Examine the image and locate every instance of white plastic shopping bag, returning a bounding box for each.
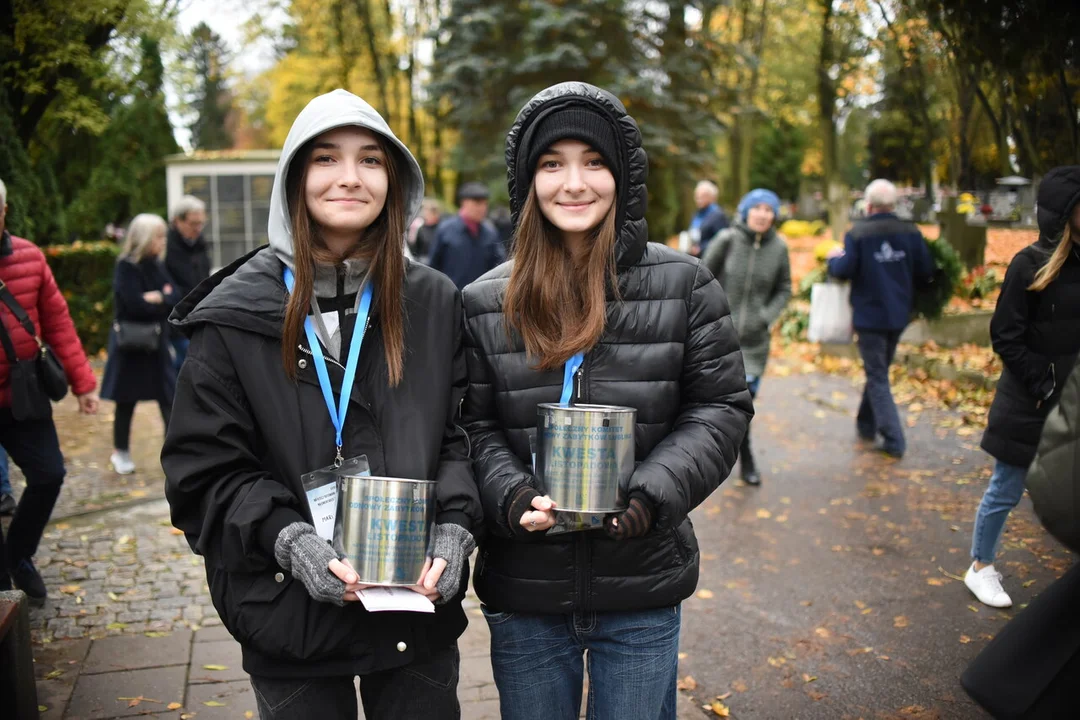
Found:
[808,282,854,344]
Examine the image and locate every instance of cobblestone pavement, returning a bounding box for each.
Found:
[29,501,215,645]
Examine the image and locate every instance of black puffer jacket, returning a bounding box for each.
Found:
[163,249,481,678]
[982,166,1080,468]
[462,83,754,615]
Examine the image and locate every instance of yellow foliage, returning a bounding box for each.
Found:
[778,220,828,239]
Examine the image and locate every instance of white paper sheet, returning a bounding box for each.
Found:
[356,586,436,613]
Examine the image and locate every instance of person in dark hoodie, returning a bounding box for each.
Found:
[964,165,1080,609]
[827,178,935,458]
[164,195,211,369]
[462,82,753,720]
[703,188,792,486]
[161,90,482,719]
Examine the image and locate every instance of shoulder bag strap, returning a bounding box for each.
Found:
[0,305,20,363]
[0,279,44,361]
[0,279,41,339]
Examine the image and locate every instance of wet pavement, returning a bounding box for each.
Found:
[677,370,1068,719]
[4,364,1071,718]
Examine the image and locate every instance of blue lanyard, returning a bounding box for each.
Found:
[283,267,374,466]
[559,352,585,405]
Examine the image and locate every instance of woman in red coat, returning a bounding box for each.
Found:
[0,179,99,605]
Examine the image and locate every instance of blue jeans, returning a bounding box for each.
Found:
[484,605,681,720]
[856,329,904,454]
[971,460,1028,564]
[0,444,10,495]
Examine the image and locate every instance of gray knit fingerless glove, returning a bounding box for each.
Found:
[431,523,476,604]
[274,522,345,606]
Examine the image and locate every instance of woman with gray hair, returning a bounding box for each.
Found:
[101,213,180,475]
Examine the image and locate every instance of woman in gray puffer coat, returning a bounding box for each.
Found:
[703,188,792,485]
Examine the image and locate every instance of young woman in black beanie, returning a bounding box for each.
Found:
[461,82,753,719]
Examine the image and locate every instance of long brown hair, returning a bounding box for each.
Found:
[1029,224,1075,292]
[503,185,619,370]
[281,135,407,385]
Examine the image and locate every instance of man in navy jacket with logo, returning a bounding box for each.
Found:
[827,179,934,457]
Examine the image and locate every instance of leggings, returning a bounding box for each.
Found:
[113,400,172,451]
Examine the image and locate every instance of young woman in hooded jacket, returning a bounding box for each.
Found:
[461,82,753,719]
[703,188,792,486]
[162,90,481,720]
[964,164,1080,610]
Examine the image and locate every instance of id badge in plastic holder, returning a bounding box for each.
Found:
[301,455,371,541]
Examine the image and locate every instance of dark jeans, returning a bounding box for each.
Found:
[856,329,904,454]
[0,408,66,574]
[249,644,460,720]
[113,400,172,451]
[484,606,681,720]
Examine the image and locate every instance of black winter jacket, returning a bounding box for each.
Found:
[165,226,212,300]
[981,174,1080,470]
[462,83,754,615]
[162,247,482,678]
[100,257,178,404]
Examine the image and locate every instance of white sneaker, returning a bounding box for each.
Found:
[110,450,136,475]
[964,563,1013,608]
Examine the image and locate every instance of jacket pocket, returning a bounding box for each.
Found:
[669,528,688,565]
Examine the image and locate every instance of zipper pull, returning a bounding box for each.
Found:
[575,365,584,401]
[755,234,761,249]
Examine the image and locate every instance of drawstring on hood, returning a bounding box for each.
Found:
[268,89,425,270]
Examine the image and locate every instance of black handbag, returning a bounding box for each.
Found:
[0,280,69,420]
[113,320,163,352]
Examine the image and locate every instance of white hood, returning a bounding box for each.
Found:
[268,89,425,269]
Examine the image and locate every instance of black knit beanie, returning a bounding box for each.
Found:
[523,106,622,189]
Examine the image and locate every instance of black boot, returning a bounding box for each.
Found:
[739,432,761,486]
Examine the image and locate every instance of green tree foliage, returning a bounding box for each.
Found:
[428,0,722,240]
[66,37,179,236]
[914,0,1080,175]
[185,21,234,151]
[749,118,807,201]
[0,87,50,240]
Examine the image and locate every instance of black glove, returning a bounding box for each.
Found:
[604,493,655,540]
[507,483,542,538]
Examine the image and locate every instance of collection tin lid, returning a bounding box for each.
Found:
[537,403,636,414]
[337,475,437,485]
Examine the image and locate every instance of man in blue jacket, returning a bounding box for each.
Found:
[429,182,506,288]
[827,179,935,458]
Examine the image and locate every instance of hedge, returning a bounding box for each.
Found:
[43,241,120,357]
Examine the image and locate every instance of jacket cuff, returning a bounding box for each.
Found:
[436,510,472,533]
[258,506,307,560]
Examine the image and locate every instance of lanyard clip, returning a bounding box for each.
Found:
[334,445,344,468]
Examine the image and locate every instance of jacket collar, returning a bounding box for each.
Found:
[731,218,778,245]
[167,225,207,253]
[170,246,286,339]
